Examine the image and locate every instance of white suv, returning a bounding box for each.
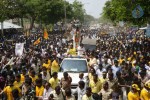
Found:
[58,57,88,89]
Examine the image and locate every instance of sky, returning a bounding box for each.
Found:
[66,0,108,18]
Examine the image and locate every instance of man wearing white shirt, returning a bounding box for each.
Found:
[77,44,85,56]
[73,81,86,100]
[41,68,50,82]
[96,64,107,78]
[111,61,121,78]
[145,62,150,77]
[42,82,53,100]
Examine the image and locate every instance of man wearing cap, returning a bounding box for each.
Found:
[140,81,150,100]
[128,84,140,100]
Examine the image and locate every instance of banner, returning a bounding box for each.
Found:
[15,43,24,56]
[132,5,144,18]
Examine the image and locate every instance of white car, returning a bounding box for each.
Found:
[58,57,88,89]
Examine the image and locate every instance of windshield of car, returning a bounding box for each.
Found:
[60,59,88,72]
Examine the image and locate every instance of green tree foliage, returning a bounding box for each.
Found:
[0,0,74,29]
[102,0,150,25]
[72,0,85,22]
[0,0,86,29]
[84,14,95,25]
[39,0,73,24]
[0,0,8,22]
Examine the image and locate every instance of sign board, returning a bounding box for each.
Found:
[132,5,144,18]
[15,43,24,56]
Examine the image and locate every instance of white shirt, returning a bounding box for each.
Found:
[73,87,86,100]
[145,64,150,76]
[57,53,64,59]
[43,88,53,100]
[111,65,121,77]
[96,68,106,78]
[50,90,64,100]
[77,46,85,56]
[42,49,46,57]
[62,38,66,44]
[41,72,50,82]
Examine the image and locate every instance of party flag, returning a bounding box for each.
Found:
[34,38,40,45]
[44,29,48,39]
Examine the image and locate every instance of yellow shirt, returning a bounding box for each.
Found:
[43,59,51,71]
[118,58,124,65]
[88,73,93,82]
[3,86,21,100]
[128,91,140,100]
[13,81,23,88]
[89,80,102,93]
[43,63,50,70]
[36,86,44,96]
[51,60,60,74]
[20,74,25,82]
[48,59,51,65]
[127,57,131,61]
[30,75,38,83]
[140,88,150,100]
[68,48,76,55]
[99,78,107,85]
[49,77,59,90]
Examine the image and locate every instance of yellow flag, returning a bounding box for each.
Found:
[44,29,48,39]
[34,38,40,45]
[26,30,30,37]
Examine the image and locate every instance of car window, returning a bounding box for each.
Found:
[61,60,88,72]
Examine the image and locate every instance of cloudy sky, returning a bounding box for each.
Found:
[66,0,108,18]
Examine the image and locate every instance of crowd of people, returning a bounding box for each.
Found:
[0,28,149,100]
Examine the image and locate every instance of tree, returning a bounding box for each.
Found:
[24,0,73,29]
[72,0,85,22]
[0,0,85,30]
[84,14,95,25]
[39,0,73,25]
[102,0,150,26]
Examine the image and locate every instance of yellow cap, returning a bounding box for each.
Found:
[132,84,140,90]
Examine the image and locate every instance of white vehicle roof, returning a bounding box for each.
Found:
[63,57,87,60]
